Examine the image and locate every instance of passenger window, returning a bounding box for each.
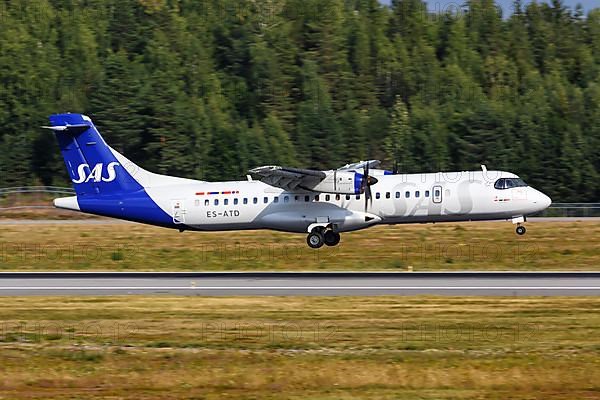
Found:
[253,197,258,204]
[224,199,228,205]
[335,194,340,201]
[425,190,430,197]
[395,192,400,199]
[274,197,279,203]
[264,197,268,203]
[415,191,420,198]
[376,193,381,199]
[326,195,330,201]
[284,196,289,203]
[405,191,410,198]
[214,199,219,206]
[295,195,299,201]
[205,199,209,206]
[386,192,390,199]
[315,195,320,201]
[305,195,310,202]
[234,198,238,205]
[243,198,248,205]
[435,189,441,197]
[356,194,360,200]
[346,195,351,200]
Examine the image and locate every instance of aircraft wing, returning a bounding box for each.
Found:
[249,166,326,191]
[337,160,381,171]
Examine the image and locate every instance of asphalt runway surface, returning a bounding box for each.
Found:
[1,272,600,296]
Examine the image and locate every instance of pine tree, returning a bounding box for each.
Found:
[89,49,144,157]
[385,96,412,172]
[263,113,297,165]
[141,29,193,176]
[296,60,343,168]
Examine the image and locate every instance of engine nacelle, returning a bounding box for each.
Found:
[306,171,364,195]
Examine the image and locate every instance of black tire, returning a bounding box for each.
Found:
[323,230,341,246]
[307,231,325,248]
[516,226,526,235]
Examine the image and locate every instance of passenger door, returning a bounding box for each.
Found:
[432,185,443,204]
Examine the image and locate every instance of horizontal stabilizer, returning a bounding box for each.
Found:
[41,124,90,134]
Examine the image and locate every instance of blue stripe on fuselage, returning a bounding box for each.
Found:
[77,191,176,228]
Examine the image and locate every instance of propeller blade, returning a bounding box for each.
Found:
[364,162,369,212]
[360,172,367,195]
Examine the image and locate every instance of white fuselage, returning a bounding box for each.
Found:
[127,169,551,234]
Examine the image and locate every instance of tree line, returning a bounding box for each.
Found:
[0,0,599,201]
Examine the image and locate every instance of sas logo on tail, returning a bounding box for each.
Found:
[72,162,120,183]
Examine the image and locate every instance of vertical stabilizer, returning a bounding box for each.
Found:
[46,113,143,196]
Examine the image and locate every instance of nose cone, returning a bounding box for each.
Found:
[531,189,551,211]
[541,193,552,209]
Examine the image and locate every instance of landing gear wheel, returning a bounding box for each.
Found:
[307,231,325,248]
[323,230,341,246]
[516,225,526,235]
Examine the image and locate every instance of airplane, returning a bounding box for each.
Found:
[45,113,552,248]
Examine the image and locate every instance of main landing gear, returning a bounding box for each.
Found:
[307,227,340,249]
[516,224,526,235]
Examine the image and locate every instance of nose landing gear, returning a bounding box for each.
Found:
[512,216,527,235]
[306,227,341,248]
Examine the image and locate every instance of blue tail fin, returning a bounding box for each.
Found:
[48,113,143,197]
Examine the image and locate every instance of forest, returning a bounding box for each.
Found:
[0,0,598,201]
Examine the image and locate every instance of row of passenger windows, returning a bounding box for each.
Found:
[196,195,313,207]
[194,189,441,207]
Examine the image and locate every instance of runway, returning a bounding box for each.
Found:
[1,272,600,296]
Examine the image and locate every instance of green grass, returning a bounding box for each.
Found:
[0,296,599,399]
[0,220,598,270]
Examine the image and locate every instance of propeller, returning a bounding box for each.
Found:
[360,161,378,213]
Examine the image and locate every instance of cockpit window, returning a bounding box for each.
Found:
[494,178,527,190]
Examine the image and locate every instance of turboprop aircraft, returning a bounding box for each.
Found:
[45,113,551,248]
